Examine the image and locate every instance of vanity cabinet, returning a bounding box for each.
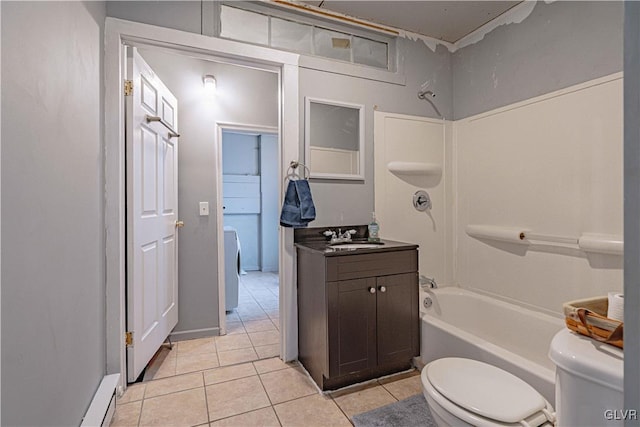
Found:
[297,246,419,390]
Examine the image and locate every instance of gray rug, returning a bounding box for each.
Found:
[352,394,437,427]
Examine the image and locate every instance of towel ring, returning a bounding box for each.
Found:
[288,160,310,180]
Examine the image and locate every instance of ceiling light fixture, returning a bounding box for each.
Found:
[203,74,216,96]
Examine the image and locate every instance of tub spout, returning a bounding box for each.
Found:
[420,275,437,289]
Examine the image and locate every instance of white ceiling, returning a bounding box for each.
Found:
[300,1,523,43]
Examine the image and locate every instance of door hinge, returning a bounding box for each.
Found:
[125,331,133,347]
[124,80,133,96]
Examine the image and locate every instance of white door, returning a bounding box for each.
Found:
[126,47,180,382]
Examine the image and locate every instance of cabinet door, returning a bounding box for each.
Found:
[376,273,419,365]
[328,277,377,377]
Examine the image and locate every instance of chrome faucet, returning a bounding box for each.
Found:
[323,228,357,244]
[420,275,437,289]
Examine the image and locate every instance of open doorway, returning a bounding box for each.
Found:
[220,128,280,359]
[105,19,300,392]
[119,43,282,383]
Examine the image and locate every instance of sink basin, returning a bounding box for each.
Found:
[329,243,384,250]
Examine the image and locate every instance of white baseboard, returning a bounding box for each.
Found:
[81,374,120,427]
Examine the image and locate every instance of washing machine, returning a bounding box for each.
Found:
[223,226,240,311]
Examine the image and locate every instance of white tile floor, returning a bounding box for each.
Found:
[141,272,281,381]
[112,271,423,426]
[223,271,280,361]
[113,357,421,426]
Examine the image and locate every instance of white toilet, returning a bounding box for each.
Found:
[421,358,555,426]
[549,328,623,426]
[421,329,624,427]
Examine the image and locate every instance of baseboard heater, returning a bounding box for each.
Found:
[81,374,120,427]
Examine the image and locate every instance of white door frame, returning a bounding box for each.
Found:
[215,122,279,336]
[105,18,300,391]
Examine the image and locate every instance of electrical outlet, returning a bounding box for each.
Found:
[199,201,209,216]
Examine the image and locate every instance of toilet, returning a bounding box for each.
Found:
[422,329,624,427]
[549,328,623,426]
[421,358,555,426]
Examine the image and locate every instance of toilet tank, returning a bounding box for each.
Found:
[549,329,623,427]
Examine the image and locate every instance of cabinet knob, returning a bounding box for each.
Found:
[368,287,376,294]
[379,286,387,293]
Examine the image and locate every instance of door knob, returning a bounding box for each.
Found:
[368,287,376,294]
[175,220,185,228]
[379,286,387,293]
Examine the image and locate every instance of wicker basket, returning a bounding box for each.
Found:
[563,296,623,349]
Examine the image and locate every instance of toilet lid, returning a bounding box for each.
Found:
[426,358,546,423]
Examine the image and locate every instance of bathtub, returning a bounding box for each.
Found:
[420,287,564,404]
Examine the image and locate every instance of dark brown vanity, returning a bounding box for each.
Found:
[295,226,420,390]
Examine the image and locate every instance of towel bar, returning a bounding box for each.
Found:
[289,160,310,180]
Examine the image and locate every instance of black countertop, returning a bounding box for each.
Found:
[295,238,418,257]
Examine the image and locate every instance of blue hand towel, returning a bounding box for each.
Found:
[280,179,316,228]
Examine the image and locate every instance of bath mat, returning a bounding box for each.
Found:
[352,394,436,427]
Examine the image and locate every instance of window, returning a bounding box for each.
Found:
[271,17,313,54]
[219,4,393,71]
[220,6,269,45]
[353,36,388,69]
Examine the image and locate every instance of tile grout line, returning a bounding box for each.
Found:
[206,407,279,426]
[328,392,356,426]
[256,366,321,406]
[251,367,283,426]
[144,384,205,400]
[201,371,212,426]
[214,342,221,368]
[136,391,145,427]
[376,379,400,402]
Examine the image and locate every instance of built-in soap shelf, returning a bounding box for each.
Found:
[387,161,441,176]
[466,224,623,255]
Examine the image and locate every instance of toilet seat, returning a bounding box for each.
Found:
[422,358,555,427]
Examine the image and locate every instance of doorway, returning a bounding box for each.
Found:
[125,45,282,381]
[105,18,301,391]
[220,128,280,359]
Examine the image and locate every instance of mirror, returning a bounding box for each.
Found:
[305,97,364,180]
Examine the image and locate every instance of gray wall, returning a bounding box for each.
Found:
[1,2,106,425]
[138,48,278,335]
[107,1,203,34]
[624,2,640,420]
[452,1,623,120]
[301,38,452,227]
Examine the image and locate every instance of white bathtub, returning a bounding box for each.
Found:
[420,287,564,404]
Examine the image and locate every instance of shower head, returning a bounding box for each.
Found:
[417,89,443,119]
[418,90,436,100]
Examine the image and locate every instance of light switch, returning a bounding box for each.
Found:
[199,201,209,216]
